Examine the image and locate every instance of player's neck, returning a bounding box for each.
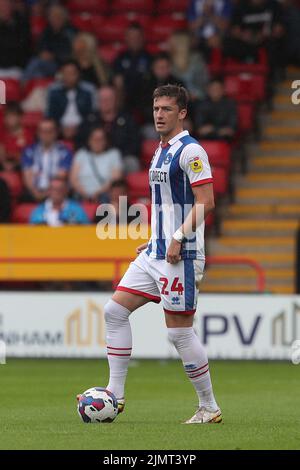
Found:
[160,127,184,146]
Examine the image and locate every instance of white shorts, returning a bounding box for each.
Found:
[117,250,205,315]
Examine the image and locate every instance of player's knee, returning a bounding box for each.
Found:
[104,299,130,325]
[167,327,194,349]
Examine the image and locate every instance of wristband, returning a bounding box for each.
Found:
[173,229,185,243]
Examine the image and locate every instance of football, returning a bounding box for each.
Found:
[77,387,118,423]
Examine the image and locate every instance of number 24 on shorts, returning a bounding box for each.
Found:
[159,277,184,296]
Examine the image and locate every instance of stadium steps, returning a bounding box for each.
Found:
[268,110,300,124]
[264,126,300,140]
[228,204,300,219]
[286,65,300,78]
[222,220,299,236]
[205,267,293,280]
[251,156,300,172]
[245,173,300,182]
[210,236,294,252]
[208,252,295,268]
[259,141,300,151]
[202,67,300,294]
[236,188,300,202]
[240,173,300,188]
[200,281,294,294]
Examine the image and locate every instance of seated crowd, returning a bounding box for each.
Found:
[0,0,298,225]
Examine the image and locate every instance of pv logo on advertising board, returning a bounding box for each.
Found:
[202,314,262,345]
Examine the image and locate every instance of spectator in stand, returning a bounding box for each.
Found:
[77,86,141,173]
[21,118,72,201]
[70,127,123,203]
[30,176,89,226]
[0,177,10,222]
[0,102,34,170]
[187,0,232,58]
[168,31,209,101]
[46,60,97,141]
[96,179,137,225]
[0,0,31,76]
[22,45,58,83]
[113,22,152,112]
[37,3,77,65]
[224,0,285,68]
[138,53,178,135]
[72,32,111,88]
[194,78,237,141]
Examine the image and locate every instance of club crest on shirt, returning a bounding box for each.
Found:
[164,153,173,165]
[189,156,203,173]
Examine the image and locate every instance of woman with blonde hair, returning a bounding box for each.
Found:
[168,30,209,101]
[72,32,111,87]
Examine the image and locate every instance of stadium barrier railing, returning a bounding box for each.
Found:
[0,255,266,292]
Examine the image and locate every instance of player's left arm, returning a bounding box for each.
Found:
[166,183,214,264]
[166,143,214,264]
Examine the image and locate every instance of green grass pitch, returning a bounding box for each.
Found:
[1,359,300,450]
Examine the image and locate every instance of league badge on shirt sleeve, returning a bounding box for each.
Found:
[189,156,203,173]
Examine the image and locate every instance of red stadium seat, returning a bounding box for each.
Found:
[141,139,159,168]
[0,108,3,127]
[111,0,154,14]
[0,79,21,102]
[122,12,151,29]
[224,74,266,102]
[200,141,231,172]
[237,102,255,134]
[212,166,228,198]
[208,48,223,76]
[30,15,46,42]
[98,43,125,64]
[22,111,43,134]
[126,171,150,199]
[11,203,38,223]
[70,13,104,32]
[156,0,189,15]
[224,61,268,76]
[146,42,167,55]
[96,15,130,43]
[145,16,187,43]
[67,0,109,14]
[205,211,214,230]
[224,48,268,75]
[23,77,54,99]
[0,171,23,200]
[80,202,99,222]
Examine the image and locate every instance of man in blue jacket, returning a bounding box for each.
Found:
[46,60,97,141]
[30,176,90,226]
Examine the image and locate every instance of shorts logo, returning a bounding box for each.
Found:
[171,296,180,305]
[189,157,203,173]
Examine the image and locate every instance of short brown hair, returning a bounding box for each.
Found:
[153,84,188,111]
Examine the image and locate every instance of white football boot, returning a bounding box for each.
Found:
[117,398,125,414]
[184,406,222,424]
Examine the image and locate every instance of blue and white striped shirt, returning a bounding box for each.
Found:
[146,130,213,260]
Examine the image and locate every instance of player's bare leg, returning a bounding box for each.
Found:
[165,312,222,424]
[104,290,150,413]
